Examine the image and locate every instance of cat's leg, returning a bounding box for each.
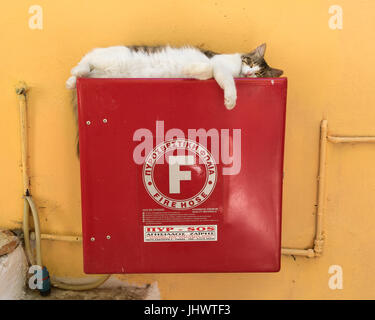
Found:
[71,63,91,77]
[212,67,237,110]
[66,76,77,89]
[182,62,213,80]
[66,58,92,89]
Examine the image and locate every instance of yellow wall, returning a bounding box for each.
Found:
[1,0,375,299]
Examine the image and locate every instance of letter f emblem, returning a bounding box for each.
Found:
[168,155,195,194]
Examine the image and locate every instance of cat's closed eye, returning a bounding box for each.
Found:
[243,59,255,68]
[242,57,251,65]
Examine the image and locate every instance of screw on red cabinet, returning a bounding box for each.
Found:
[77,77,287,274]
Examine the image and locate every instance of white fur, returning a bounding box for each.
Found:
[66,46,245,109]
[0,245,27,300]
[241,65,261,78]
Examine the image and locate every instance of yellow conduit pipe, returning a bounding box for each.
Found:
[327,136,375,143]
[281,120,327,258]
[16,83,30,195]
[282,120,375,258]
[30,232,82,242]
[281,248,315,258]
[314,119,327,256]
[16,82,110,291]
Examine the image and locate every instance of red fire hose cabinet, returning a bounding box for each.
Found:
[77,78,287,274]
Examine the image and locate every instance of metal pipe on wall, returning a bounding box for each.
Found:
[281,120,328,258]
[30,232,82,242]
[327,136,375,143]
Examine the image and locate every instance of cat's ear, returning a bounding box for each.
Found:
[255,43,267,58]
[270,68,283,77]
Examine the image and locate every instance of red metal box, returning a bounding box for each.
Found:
[77,78,287,273]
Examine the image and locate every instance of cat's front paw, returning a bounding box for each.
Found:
[224,90,237,110]
[66,76,77,89]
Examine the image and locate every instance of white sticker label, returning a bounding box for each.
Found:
[144,225,217,242]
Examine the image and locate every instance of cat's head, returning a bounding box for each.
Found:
[241,43,283,78]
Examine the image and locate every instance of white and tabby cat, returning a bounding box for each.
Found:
[66,43,283,110]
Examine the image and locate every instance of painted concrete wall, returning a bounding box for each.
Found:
[1,0,374,299]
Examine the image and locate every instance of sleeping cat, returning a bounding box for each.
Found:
[66,43,283,110]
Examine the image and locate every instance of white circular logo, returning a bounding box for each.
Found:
[142,138,217,210]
